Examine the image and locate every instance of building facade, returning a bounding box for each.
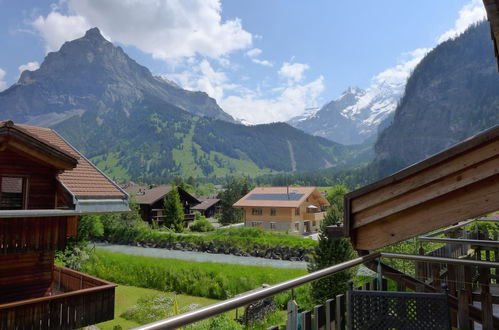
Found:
[0,121,129,328]
[233,186,329,234]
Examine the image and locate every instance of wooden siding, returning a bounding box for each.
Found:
[345,125,499,251]
[0,149,58,209]
[0,217,68,254]
[0,266,116,329]
[0,251,54,304]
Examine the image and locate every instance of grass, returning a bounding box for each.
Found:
[84,249,308,300]
[97,285,227,330]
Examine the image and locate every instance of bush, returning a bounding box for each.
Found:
[190,217,215,232]
[121,294,174,324]
[99,221,316,260]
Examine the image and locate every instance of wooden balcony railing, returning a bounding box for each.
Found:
[303,211,326,221]
[0,265,116,329]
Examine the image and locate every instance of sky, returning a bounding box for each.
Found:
[0,0,487,124]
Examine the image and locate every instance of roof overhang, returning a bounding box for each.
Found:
[344,124,499,251]
[483,0,499,70]
[0,121,77,170]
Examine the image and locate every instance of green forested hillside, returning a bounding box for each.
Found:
[375,22,499,177]
[53,95,371,183]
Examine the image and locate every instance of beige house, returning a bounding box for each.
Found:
[233,186,330,234]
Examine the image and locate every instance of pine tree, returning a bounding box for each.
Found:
[164,186,185,232]
[308,185,355,304]
[219,176,250,225]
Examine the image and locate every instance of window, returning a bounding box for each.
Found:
[294,223,300,231]
[270,222,276,230]
[0,177,26,210]
[251,221,263,227]
[252,208,262,215]
[295,207,300,216]
[270,208,276,216]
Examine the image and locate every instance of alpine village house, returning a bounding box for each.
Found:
[0,121,129,329]
[123,183,201,227]
[233,186,329,234]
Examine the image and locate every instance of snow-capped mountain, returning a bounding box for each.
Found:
[288,80,403,145]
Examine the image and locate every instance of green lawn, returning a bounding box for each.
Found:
[97,285,234,330]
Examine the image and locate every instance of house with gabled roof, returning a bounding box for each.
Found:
[233,186,329,234]
[0,120,129,328]
[123,183,200,226]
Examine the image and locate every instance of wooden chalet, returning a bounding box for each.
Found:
[123,183,200,226]
[191,198,220,218]
[0,120,129,329]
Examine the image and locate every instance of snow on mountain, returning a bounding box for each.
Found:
[288,80,402,145]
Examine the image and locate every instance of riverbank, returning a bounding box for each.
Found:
[94,243,308,269]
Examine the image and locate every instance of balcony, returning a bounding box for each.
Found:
[303,211,326,221]
[134,218,499,329]
[0,265,116,329]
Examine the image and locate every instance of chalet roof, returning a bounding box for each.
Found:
[191,198,220,211]
[124,184,174,205]
[0,120,78,169]
[344,124,499,251]
[0,121,127,200]
[233,186,329,208]
[123,184,200,206]
[483,0,499,70]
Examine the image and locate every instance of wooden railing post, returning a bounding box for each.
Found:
[286,300,298,330]
[480,266,493,330]
[301,310,312,330]
[457,289,471,330]
[313,304,326,330]
[432,263,441,289]
[335,294,345,330]
[447,264,458,327]
[325,298,335,330]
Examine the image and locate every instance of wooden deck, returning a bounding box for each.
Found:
[0,265,116,329]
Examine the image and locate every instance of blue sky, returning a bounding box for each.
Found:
[0,0,486,123]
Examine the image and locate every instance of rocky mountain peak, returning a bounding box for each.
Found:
[84,27,105,40]
[2,27,235,124]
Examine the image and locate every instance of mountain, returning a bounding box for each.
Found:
[0,28,371,182]
[288,81,402,145]
[374,22,499,177]
[0,27,234,125]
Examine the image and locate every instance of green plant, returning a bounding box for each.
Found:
[308,186,356,304]
[83,249,307,300]
[164,186,185,232]
[190,217,215,232]
[121,294,174,324]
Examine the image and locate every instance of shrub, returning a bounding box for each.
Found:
[190,218,215,232]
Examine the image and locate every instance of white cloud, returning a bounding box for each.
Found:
[438,0,486,43]
[31,11,90,52]
[32,0,252,59]
[246,48,273,67]
[18,61,40,73]
[0,68,7,91]
[246,48,262,57]
[251,58,273,67]
[279,62,310,82]
[221,76,324,124]
[373,48,430,90]
[71,0,250,59]
[169,59,324,124]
